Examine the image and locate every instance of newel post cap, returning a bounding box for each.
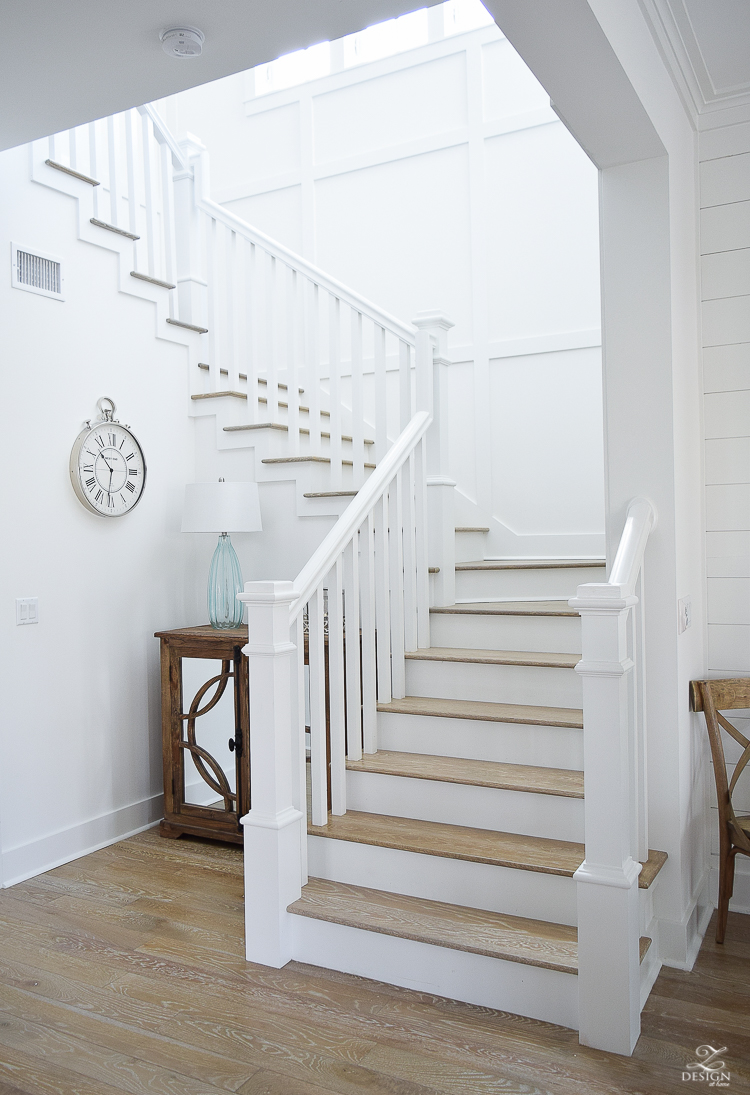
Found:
[237,579,295,606]
[412,309,455,331]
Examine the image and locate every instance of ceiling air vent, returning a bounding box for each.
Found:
[11,242,64,301]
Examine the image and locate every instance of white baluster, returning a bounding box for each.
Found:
[206,217,220,392]
[351,309,365,487]
[399,339,411,431]
[175,135,207,329]
[402,452,418,653]
[48,133,56,162]
[308,585,328,827]
[107,115,119,227]
[67,128,77,169]
[141,112,156,277]
[375,492,392,704]
[389,473,406,700]
[414,435,431,649]
[159,141,178,319]
[292,612,308,883]
[87,123,98,218]
[244,241,257,421]
[306,280,322,458]
[344,533,362,760]
[328,557,346,814]
[328,295,343,490]
[287,266,300,456]
[238,580,303,969]
[374,324,388,464]
[266,253,279,422]
[361,510,378,752]
[633,571,648,863]
[125,111,139,270]
[228,230,242,394]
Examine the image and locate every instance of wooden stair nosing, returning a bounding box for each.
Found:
[197,364,304,393]
[377,694,584,729]
[223,421,374,444]
[90,217,139,240]
[167,317,208,333]
[288,877,578,974]
[430,600,580,618]
[307,809,667,888]
[45,158,99,185]
[130,270,176,290]
[304,491,358,498]
[456,559,606,572]
[288,878,654,972]
[455,526,489,533]
[404,646,579,669]
[263,456,376,468]
[345,750,584,798]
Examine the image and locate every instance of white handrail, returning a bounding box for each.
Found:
[608,496,657,595]
[195,190,416,345]
[138,104,188,171]
[290,411,430,619]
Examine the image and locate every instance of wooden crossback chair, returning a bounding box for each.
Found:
[690,678,750,943]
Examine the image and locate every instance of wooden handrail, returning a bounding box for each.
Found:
[290,411,430,620]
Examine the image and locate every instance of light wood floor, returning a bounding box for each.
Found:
[0,829,747,1095]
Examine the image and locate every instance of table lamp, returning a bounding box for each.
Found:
[182,479,262,629]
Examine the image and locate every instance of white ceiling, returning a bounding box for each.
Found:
[641,0,750,119]
[0,0,440,152]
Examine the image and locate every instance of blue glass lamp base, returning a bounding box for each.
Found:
[208,533,244,629]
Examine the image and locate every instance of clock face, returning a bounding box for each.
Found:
[71,421,146,517]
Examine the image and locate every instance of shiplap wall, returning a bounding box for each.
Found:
[700,120,750,911]
[161,22,604,559]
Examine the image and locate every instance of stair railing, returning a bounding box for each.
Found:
[568,496,657,1056]
[44,106,183,318]
[237,404,433,966]
[179,133,423,491]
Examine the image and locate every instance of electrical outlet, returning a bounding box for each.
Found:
[16,597,38,625]
[678,596,691,634]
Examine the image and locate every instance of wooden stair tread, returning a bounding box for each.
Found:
[431,600,579,617]
[307,810,666,888]
[377,694,584,729]
[304,490,358,498]
[262,456,376,468]
[455,526,489,532]
[224,421,374,443]
[288,877,579,974]
[456,559,605,572]
[404,646,579,669]
[345,750,584,798]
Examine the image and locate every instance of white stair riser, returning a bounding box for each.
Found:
[455,566,604,602]
[455,530,487,563]
[346,771,584,842]
[378,711,583,770]
[430,612,582,654]
[307,835,578,925]
[405,658,582,708]
[290,915,579,1029]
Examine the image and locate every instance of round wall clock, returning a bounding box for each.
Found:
[69,397,146,517]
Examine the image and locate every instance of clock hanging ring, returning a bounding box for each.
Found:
[69,397,147,517]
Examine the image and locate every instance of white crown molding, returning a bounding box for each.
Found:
[639,0,750,126]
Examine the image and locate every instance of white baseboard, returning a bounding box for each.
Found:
[710,854,750,915]
[659,872,713,971]
[1,792,165,888]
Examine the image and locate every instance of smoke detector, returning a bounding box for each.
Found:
[160,27,204,58]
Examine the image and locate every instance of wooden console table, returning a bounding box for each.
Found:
[155,624,329,845]
[155,625,250,844]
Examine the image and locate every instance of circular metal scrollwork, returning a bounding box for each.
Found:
[180,660,237,811]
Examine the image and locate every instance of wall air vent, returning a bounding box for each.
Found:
[11,242,64,301]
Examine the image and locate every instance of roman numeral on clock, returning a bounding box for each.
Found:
[107,494,115,508]
[96,435,104,448]
[86,477,96,490]
[126,481,136,493]
[95,489,103,503]
[128,468,138,476]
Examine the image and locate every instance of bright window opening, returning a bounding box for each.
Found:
[253,0,495,96]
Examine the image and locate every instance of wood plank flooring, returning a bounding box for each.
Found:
[0,828,747,1095]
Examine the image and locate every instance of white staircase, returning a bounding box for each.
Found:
[31,103,664,1057]
[289,556,664,1030]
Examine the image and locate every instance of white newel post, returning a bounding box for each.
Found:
[238,580,303,968]
[569,582,642,1056]
[174,135,208,327]
[413,310,455,607]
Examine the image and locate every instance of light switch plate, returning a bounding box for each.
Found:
[16,597,38,625]
[678,596,691,634]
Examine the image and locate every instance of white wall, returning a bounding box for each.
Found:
[160,19,605,558]
[699,118,750,913]
[0,144,206,885]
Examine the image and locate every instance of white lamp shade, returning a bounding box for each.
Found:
[181,481,262,533]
